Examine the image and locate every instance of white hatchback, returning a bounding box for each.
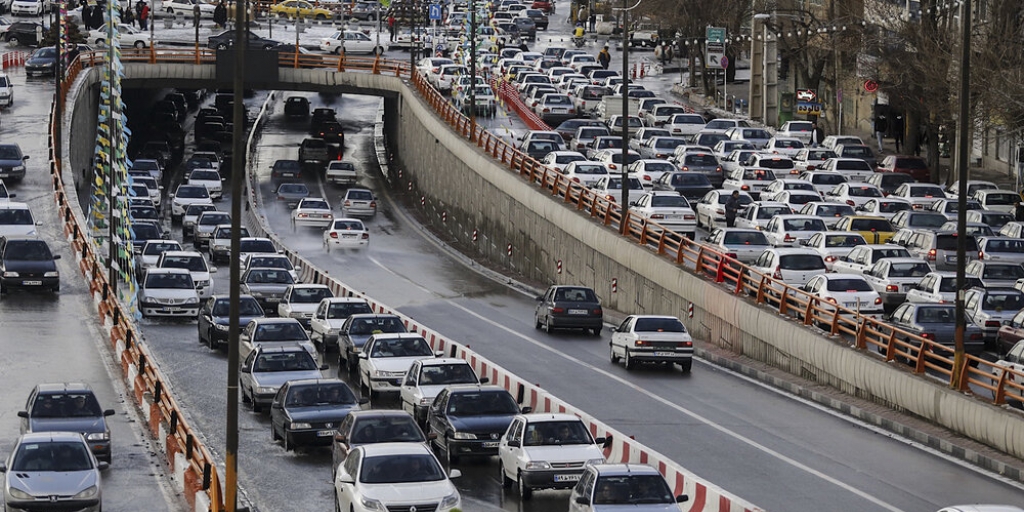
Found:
[498,413,606,500]
[358,333,437,397]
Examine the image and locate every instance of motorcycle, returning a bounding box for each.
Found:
[572,36,585,48]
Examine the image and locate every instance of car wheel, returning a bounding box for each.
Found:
[680,359,693,373]
[624,349,635,370]
[346,352,358,373]
[518,472,533,500]
[8,36,18,46]
[241,385,251,403]
[96,38,104,46]
[51,285,59,294]
[166,7,173,13]
[283,432,293,451]
[315,13,326,20]
[334,46,342,55]
[591,327,601,336]
[134,41,146,49]
[534,315,542,329]
[499,462,513,489]
[543,317,554,334]
[609,343,619,363]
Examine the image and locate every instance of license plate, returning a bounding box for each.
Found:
[568,309,588,315]
[0,173,8,177]
[665,214,682,220]
[317,430,336,437]
[482,441,499,448]
[282,172,295,177]
[342,233,357,238]
[22,280,42,285]
[654,351,676,356]
[552,108,567,113]
[946,256,956,262]
[553,474,581,482]
[843,302,858,308]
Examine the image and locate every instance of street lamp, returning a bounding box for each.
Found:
[613,0,643,217]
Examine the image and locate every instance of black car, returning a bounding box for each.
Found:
[534,285,604,335]
[331,410,429,479]
[0,236,60,294]
[316,120,344,145]
[197,295,266,349]
[555,118,605,141]
[24,45,56,77]
[0,144,29,182]
[130,220,169,254]
[18,383,115,462]
[337,314,408,372]
[426,385,527,464]
[270,379,367,450]
[521,9,548,30]
[5,22,46,47]
[310,107,338,135]
[208,30,281,50]
[129,204,160,221]
[513,17,537,40]
[284,96,310,118]
[652,171,714,200]
[270,159,303,182]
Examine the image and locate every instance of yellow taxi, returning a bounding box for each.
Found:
[270,0,334,19]
[834,215,896,244]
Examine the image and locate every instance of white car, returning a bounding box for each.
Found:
[628,191,696,239]
[181,203,217,238]
[0,202,38,236]
[10,0,44,16]
[170,184,214,222]
[749,247,827,287]
[862,257,933,307]
[291,197,333,229]
[498,413,606,499]
[358,333,437,397]
[773,190,823,211]
[702,118,750,134]
[323,218,369,250]
[192,210,232,250]
[793,148,838,172]
[591,149,641,174]
[759,179,818,203]
[722,167,778,199]
[415,57,454,83]
[906,272,982,304]
[777,120,814,144]
[972,189,1022,214]
[734,201,793,230]
[830,244,912,275]
[0,73,13,107]
[821,135,865,150]
[719,149,757,173]
[308,297,372,351]
[762,214,827,247]
[798,170,848,195]
[802,231,867,271]
[798,202,856,229]
[319,30,387,55]
[334,443,462,512]
[745,153,797,176]
[609,315,694,371]
[277,284,334,328]
[399,358,484,424]
[764,136,806,156]
[944,180,998,199]
[239,317,319,364]
[626,159,676,184]
[156,250,215,299]
[702,228,771,264]
[139,268,200,318]
[926,198,984,222]
[138,240,182,270]
[561,161,609,187]
[856,197,913,220]
[817,157,874,182]
[568,463,690,511]
[89,24,155,49]
[694,189,753,230]
[824,182,885,208]
[664,113,706,137]
[186,168,223,199]
[590,176,646,206]
[724,126,772,149]
[163,0,217,17]
[539,150,587,173]
[890,182,948,210]
[341,187,377,218]
[798,273,884,318]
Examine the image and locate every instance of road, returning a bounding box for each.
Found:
[0,69,182,511]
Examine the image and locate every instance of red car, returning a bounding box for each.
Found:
[531,0,553,13]
[997,309,1024,355]
[876,155,932,182]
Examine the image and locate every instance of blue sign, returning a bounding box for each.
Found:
[429,4,442,20]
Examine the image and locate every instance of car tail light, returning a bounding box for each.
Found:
[569,108,575,113]
[606,195,616,202]
[806,165,815,170]
[826,297,837,304]
[886,284,898,292]
[784,234,795,242]
[978,251,984,259]
[726,252,738,259]
[635,340,650,346]
[329,232,338,239]
[609,164,617,169]
[656,153,666,158]
[550,307,565,314]
[874,297,882,305]
[369,201,377,208]
[824,255,836,262]
[298,213,308,218]
[542,108,549,112]
[715,208,724,215]
[716,166,723,173]
[572,177,580,183]
[927,249,936,261]
[681,166,689,171]
[740,185,750,191]
[344,200,352,207]
[677,341,693,347]
[651,214,665,219]
[986,320,1000,328]
[361,233,369,239]
[643,175,651,181]
[969,333,984,340]
[846,200,855,206]
[920,332,934,340]
[684,214,695,220]
[773,266,782,279]
[593,308,602,315]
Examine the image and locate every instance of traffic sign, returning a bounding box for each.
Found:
[864,80,879,93]
[720,56,729,69]
[429,4,442,20]
[706,26,726,44]
[796,89,817,102]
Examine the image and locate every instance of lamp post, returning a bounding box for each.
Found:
[952,0,972,386]
[614,0,642,221]
[468,0,477,139]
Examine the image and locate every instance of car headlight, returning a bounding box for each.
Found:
[41,62,54,67]
[419,397,433,406]
[360,497,386,512]
[13,165,24,171]
[586,458,605,466]
[186,297,199,304]
[452,431,477,440]
[73,485,99,500]
[44,271,59,277]
[8,487,33,499]
[3,271,18,277]
[256,386,278,394]
[86,432,110,441]
[525,461,551,470]
[215,323,230,331]
[440,491,460,508]
[290,422,311,430]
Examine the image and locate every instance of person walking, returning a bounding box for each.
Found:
[597,44,610,69]
[874,114,888,154]
[810,121,825,147]
[138,1,150,30]
[892,113,905,153]
[724,191,741,228]
[588,12,596,32]
[213,1,227,29]
[577,5,589,30]
[387,14,396,42]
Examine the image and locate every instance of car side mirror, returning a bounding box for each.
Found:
[17,410,27,418]
[0,463,5,472]
[449,469,462,479]
[702,236,711,242]
[209,267,218,273]
[337,472,355,484]
[535,295,544,301]
[97,461,109,471]
[103,409,115,417]
[333,433,347,444]
[52,254,61,260]
[676,495,690,503]
[271,401,282,409]
[22,155,29,160]
[320,364,330,371]
[521,406,533,414]
[479,377,490,384]
[508,439,521,447]
[358,397,370,405]
[434,350,444,357]
[358,353,368,359]
[6,193,14,198]
[240,365,251,373]
[798,239,808,246]
[575,496,590,505]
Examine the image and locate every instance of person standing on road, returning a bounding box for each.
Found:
[213,1,227,29]
[874,114,888,154]
[892,113,905,153]
[588,12,596,32]
[139,1,150,30]
[577,5,589,30]
[810,121,824,147]
[598,45,610,69]
[387,14,396,42]
[724,190,741,228]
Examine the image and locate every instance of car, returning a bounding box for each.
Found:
[399,359,486,425]
[855,197,913,220]
[498,413,607,499]
[541,150,588,173]
[0,202,39,237]
[0,236,59,294]
[676,151,725,186]
[323,218,370,251]
[240,317,320,364]
[0,74,12,107]
[641,104,686,128]
[270,0,333,19]
[556,119,606,142]
[337,313,408,372]
[334,442,462,512]
[824,182,885,208]
[885,303,986,356]
[830,244,913,275]
[627,191,696,240]
[137,240,182,271]
[170,184,214,223]
[209,224,250,264]
[792,148,838,172]
[821,135,865,150]
[534,285,603,335]
[319,29,387,55]
[965,260,1024,289]
[89,23,154,49]
[764,136,806,157]
[996,311,1024,356]
[325,161,358,187]
[270,159,303,183]
[972,189,1022,214]
[568,463,690,510]
[999,222,1024,239]
[717,149,757,174]
[702,118,750,134]
[833,215,897,245]
[798,170,848,195]
[626,160,676,187]
[890,182,947,210]
[208,29,281,50]
[239,343,326,412]
[130,158,163,181]
[964,287,1024,348]
[797,273,884,319]
[862,257,932,308]
[139,268,200,318]
[905,271,983,304]
[559,161,609,188]
[777,120,814,143]
[693,189,753,230]
[798,202,856,228]
[456,84,497,117]
[270,378,366,451]
[816,157,874,182]
[283,96,310,118]
[7,21,45,48]
[330,409,429,478]
[977,237,1024,265]
[197,295,265,349]
[662,113,705,137]
[876,155,932,181]
[724,126,772,149]
[608,315,694,371]
[772,189,823,211]
[18,384,115,463]
[905,231,980,271]
[192,211,231,250]
[357,333,437,398]
[163,0,216,16]
[275,182,310,208]
[1,432,107,512]
[944,180,999,200]
[650,170,713,201]
[0,144,27,182]
[277,284,334,328]
[732,201,792,230]
[309,297,373,352]
[239,266,295,311]
[801,231,867,271]
[890,209,949,231]
[156,250,214,299]
[944,221,994,237]
[761,214,827,247]
[833,144,877,169]
[584,136,624,160]
[722,167,777,199]
[290,197,333,230]
[864,171,916,196]
[423,384,525,465]
[700,228,771,264]
[340,187,376,218]
[589,175,646,206]
[712,139,757,160]
[569,125,612,152]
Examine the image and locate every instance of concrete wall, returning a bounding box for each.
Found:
[67,71,100,212]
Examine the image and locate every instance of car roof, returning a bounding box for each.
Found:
[252,317,304,325]
[287,283,331,290]
[521,412,581,422]
[35,382,94,394]
[0,201,29,210]
[766,247,820,256]
[823,273,868,280]
[18,431,88,443]
[368,333,426,341]
[359,441,434,457]
[147,267,190,275]
[587,463,662,477]
[445,384,507,393]
[254,343,307,354]
[420,358,472,366]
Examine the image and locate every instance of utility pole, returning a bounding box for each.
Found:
[468,0,476,140]
[619,0,629,218]
[952,0,972,386]
[107,0,118,295]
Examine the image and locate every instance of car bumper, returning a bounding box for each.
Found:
[1,276,58,290]
[879,292,907,306]
[626,348,693,364]
[5,498,101,512]
[342,206,376,217]
[210,245,231,261]
[253,390,277,407]
[285,427,339,447]
[141,302,199,317]
[25,66,55,76]
[87,439,112,460]
[548,315,603,329]
[368,377,402,392]
[326,174,357,185]
[521,467,586,489]
[0,167,25,180]
[448,437,502,456]
[294,217,333,228]
[253,296,284,311]
[326,237,369,248]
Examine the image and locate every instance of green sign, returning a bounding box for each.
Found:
[706,26,726,44]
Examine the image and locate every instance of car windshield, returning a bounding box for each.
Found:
[524,420,592,446]
[419,364,478,385]
[684,154,718,166]
[277,183,308,194]
[826,278,872,292]
[161,255,207,272]
[239,239,276,253]
[595,138,622,149]
[360,454,445,484]
[246,256,290,269]
[190,170,220,181]
[146,272,193,289]
[671,173,710,186]
[348,316,406,335]
[836,160,871,171]
[556,154,586,164]
[757,206,791,219]
[722,232,768,245]
[775,139,804,149]
[300,200,330,210]
[634,317,685,332]
[889,262,931,278]
[12,441,93,472]
[593,475,675,505]
[571,164,606,175]
[756,158,794,169]
[351,417,426,444]
[6,240,53,260]
[936,235,978,251]
[327,301,372,319]
[604,177,644,190]
[742,169,776,181]
[246,269,294,284]
[879,201,911,213]
[842,146,873,157]
[916,306,957,323]
[285,383,357,407]
[812,174,846,185]
[213,298,263,316]
[981,264,1024,279]
[176,186,209,199]
[779,254,826,270]
[908,186,944,197]
[984,239,1024,253]
[825,235,865,247]
[871,248,911,261]
[807,150,837,160]
[199,214,230,226]
[982,293,1024,311]
[849,186,883,197]
[649,195,690,208]
[555,287,598,302]
[253,322,308,341]
[849,219,894,231]
[815,205,854,217]
[0,208,32,225]
[132,223,162,240]
[332,220,365,231]
[292,287,332,303]
[369,337,432,357]
[32,393,102,418]
[939,277,983,292]
[186,204,215,216]
[908,214,947,228]
[254,350,318,372]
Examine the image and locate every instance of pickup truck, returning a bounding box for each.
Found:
[298,138,329,167]
[326,161,358,186]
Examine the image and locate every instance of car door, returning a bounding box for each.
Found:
[239,351,257,396]
[336,449,362,510]
[568,467,596,512]
[358,337,377,387]
[535,286,555,323]
[427,389,450,447]
[400,361,422,415]
[499,418,524,480]
[863,261,887,292]
[610,316,634,357]
[19,387,37,434]
[311,301,328,342]
[198,298,214,340]
[764,218,780,246]
[270,384,290,436]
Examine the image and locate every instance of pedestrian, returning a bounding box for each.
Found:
[588,12,596,32]
[387,14,396,42]
[89,5,104,30]
[213,0,227,29]
[658,41,670,65]
[892,113,905,153]
[874,114,887,154]
[67,43,80,64]
[597,44,610,69]
[577,5,588,29]
[810,121,824,147]
[724,190,740,228]
[139,1,150,31]
[135,1,144,26]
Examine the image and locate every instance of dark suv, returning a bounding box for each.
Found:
[284,96,310,118]
[19,383,116,462]
[0,236,60,294]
